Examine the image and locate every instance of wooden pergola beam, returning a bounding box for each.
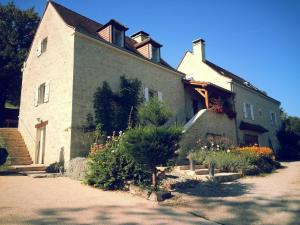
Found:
[195,88,209,108]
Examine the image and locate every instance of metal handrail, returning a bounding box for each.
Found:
[18,116,36,143]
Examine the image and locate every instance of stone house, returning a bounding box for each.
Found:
[178,39,281,151]
[13,1,280,166]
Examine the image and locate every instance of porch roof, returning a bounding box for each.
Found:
[182,79,234,96]
[239,121,269,133]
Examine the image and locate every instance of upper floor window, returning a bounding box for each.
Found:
[243,102,254,120]
[270,111,277,125]
[144,87,163,102]
[150,46,160,62]
[112,27,124,47]
[38,83,46,105]
[34,81,50,106]
[37,37,48,56]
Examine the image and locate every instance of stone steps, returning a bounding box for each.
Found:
[0,128,33,165]
[7,164,46,172]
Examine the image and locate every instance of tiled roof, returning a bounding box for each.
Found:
[205,60,280,103]
[49,1,177,73]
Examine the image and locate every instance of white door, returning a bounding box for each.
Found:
[36,127,46,164]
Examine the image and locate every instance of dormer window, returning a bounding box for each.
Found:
[98,19,128,48]
[151,45,160,62]
[134,38,162,62]
[112,27,124,47]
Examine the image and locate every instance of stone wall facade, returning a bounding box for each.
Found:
[19,4,74,165]
[70,33,186,157]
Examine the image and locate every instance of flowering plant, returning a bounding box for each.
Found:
[236,146,274,157]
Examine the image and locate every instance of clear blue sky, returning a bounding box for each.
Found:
[2,0,300,117]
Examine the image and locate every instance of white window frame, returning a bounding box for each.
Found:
[34,81,50,106]
[270,111,277,125]
[144,87,162,102]
[243,102,254,120]
[41,37,48,54]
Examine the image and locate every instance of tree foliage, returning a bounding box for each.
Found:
[138,98,172,127]
[92,76,142,135]
[0,1,40,125]
[122,99,182,187]
[277,111,300,160]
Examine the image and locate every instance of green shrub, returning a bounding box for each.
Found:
[46,162,63,173]
[190,149,279,175]
[0,137,8,166]
[137,98,172,127]
[122,126,182,187]
[84,135,150,190]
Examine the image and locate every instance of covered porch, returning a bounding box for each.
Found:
[183,79,236,121]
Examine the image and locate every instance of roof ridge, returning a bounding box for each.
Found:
[49,0,103,27]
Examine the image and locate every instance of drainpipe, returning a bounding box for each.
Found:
[231,81,240,145]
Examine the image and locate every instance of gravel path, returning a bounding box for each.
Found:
[0,174,216,225]
[168,161,300,225]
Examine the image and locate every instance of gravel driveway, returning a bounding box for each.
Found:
[0,173,216,225]
[168,161,300,225]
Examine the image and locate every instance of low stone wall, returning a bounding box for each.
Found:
[180,109,237,155]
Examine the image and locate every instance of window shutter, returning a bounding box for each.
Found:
[250,104,254,120]
[270,112,273,125]
[36,40,42,56]
[144,87,149,102]
[274,113,277,125]
[158,91,163,101]
[34,85,39,106]
[44,81,50,103]
[243,102,247,118]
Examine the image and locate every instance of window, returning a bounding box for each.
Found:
[112,28,124,47]
[244,134,259,146]
[41,37,47,53]
[150,46,160,62]
[37,37,48,56]
[270,111,277,125]
[243,102,254,120]
[38,83,46,105]
[34,82,50,106]
[144,87,162,102]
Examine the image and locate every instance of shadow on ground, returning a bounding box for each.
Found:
[18,205,212,225]
[194,195,300,225]
[173,180,252,197]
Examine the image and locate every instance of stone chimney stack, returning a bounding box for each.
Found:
[192,38,205,62]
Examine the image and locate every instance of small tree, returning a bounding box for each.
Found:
[122,126,181,188]
[138,98,171,127]
[122,98,182,188]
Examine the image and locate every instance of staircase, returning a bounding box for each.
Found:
[0,128,33,165]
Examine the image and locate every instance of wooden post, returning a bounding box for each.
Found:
[195,88,209,108]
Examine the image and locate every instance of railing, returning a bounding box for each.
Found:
[18,117,36,143]
[3,119,18,128]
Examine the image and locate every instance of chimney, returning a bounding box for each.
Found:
[130,31,149,43]
[192,38,205,62]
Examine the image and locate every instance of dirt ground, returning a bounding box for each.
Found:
[166,161,300,225]
[0,173,216,225]
[1,161,299,225]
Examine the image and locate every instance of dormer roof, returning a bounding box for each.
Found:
[48,1,180,74]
